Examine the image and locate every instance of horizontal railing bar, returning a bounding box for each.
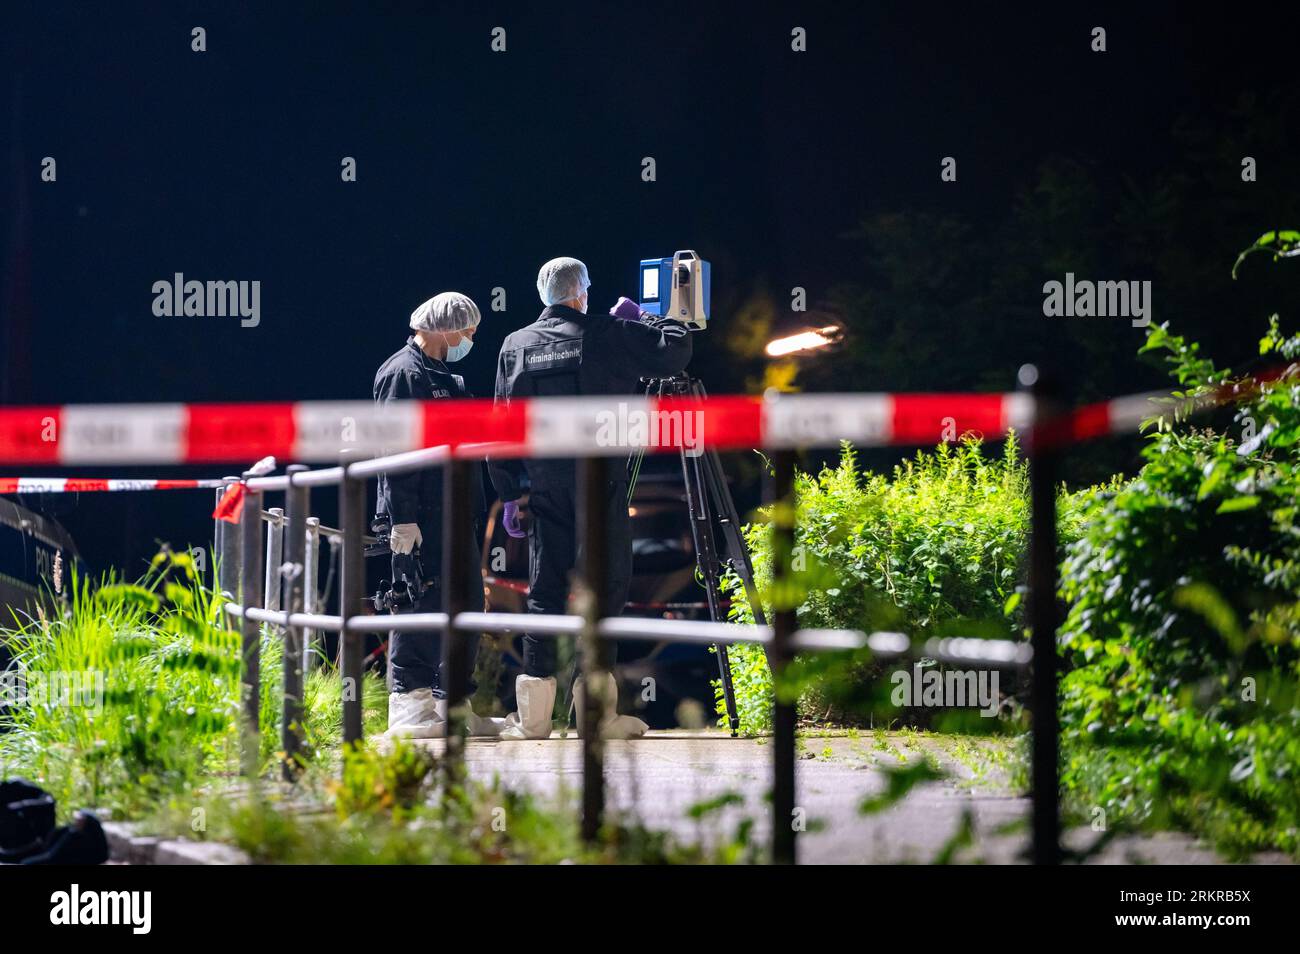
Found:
[253,508,366,542]
[346,445,451,480]
[243,447,453,495]
[245,475,290,491]
[223,602,344,633]
[225,603,255,621]
[347,612,450,633]
[222,601,1029,666]
[288,612,345,633]
[923,636,1033,668]
[291,466,345,488]
[452,611,583,636]
[246,468,346,490]
[599,616,772,645]
[791,628,871,651]
[245,606,286,626]
[864,631,911,657]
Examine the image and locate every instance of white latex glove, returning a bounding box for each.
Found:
[389,522,422,555]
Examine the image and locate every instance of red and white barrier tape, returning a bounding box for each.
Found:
[0,477,226,493]
[0,368,1288,467]
[1034,391,1166,448]
[0,394,1031,465]
[1039,365,1295,449]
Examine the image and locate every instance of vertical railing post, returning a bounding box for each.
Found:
[264,507,285,612]
[282,466,308,780]
[1021,363,1062,865]
[238,475,264,777]
[442,457,473,783]
[339,452,366,749]
[218,476,240,597]
[303,517,321,671]
[579,455,611,843]
[769,449,798,865]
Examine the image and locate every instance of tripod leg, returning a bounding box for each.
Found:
[689,378,768,628]
[703,446,768,627]
[677,440,741,735]
[714,642,741,734]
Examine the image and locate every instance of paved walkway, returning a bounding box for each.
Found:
[415,730,1285,864]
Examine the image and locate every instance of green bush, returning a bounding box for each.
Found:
[1058,315,1300,856]
[718,438,1095,732]
[0,550,385,816]
[0,553,241,816]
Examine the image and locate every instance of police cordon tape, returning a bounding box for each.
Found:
[0,478,226,493]
[0,390,1156,467]
[0,368,1289,469]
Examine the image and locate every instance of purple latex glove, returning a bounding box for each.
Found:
[502,500,525,538]
[609,297,648,322]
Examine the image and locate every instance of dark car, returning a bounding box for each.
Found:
[1,498,83,720]
[479,473,726,728]
[1,497,80,625]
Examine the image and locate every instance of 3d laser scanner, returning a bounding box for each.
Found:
[638,250,711,330]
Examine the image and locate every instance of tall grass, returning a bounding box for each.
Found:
[257,629,387,768]
[0,550,384,818]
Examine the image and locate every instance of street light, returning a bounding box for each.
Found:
[765,324,844,358]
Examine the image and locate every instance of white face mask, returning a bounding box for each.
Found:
[444,332,473,362]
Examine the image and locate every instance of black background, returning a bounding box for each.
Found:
[3,2,1298,575]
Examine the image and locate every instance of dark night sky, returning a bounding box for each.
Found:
[2,2,1294,573]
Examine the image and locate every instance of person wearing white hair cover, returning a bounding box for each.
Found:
[535,256,591,309]
[373,292,501,739]
[487,258,693,741]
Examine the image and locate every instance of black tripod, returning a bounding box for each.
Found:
[632,374,768,737]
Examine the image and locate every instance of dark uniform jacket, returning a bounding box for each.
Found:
[373,337,486,541]
[487,304,693,501]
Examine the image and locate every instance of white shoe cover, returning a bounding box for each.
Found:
[462,700,505,739]
[386,688,447,739]
[499,675,557,740]
[574,671,649,740]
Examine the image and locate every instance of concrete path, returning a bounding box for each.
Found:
[417,729,1286,864]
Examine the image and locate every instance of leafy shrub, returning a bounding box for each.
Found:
[1058,315,1300,856]
[719,438,1094,732]
[330,738,438,819]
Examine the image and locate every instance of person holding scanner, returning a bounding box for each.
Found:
[374,292,499,739]
[488,257,693,740]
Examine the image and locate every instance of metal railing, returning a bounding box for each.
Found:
[219,503,359,672]
[9,359,1278,862]
[210,378,1059,865]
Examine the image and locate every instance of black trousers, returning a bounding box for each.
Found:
[387,524,483,695]
[524,480,633,677]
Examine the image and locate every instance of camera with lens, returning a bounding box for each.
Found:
[372,551,423,614]
[367,517,424,613]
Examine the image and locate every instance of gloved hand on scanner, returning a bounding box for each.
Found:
[609,297,653,322]
[502,500,525,538]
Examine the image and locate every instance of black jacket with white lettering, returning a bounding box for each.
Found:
[373,337,486,532]
[487,304,693,500]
